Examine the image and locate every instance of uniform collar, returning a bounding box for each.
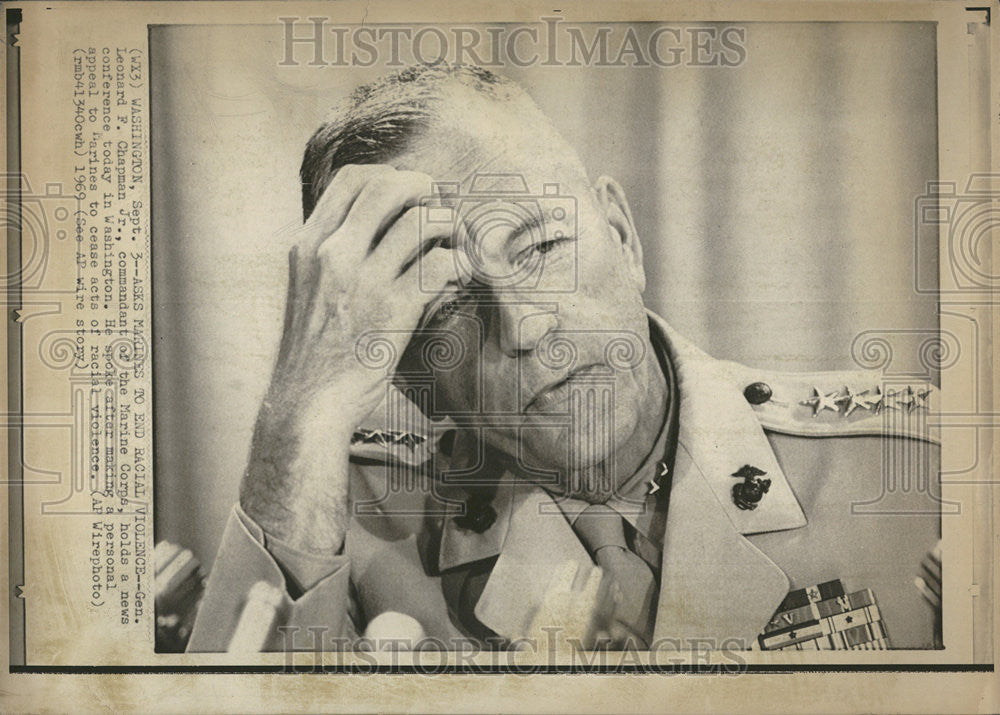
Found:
[439,311,806,573]
[561,317,679,546]
[652,315,807,535]
[439,314,675,571]
[436,312,801,641]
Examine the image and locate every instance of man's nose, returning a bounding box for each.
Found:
[495,300,558,358]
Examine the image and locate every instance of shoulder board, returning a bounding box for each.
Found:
[719,361,939,445]
[347,385,451,466]
[349,428,436,465]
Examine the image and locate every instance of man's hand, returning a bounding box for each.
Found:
[517,560,614,654]
[241,164,456,555]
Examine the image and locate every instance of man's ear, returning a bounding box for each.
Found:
[594,175,645,293]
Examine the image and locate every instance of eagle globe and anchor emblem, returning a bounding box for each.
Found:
[731,464,771,510]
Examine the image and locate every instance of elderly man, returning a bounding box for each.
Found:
[187,64,940,653]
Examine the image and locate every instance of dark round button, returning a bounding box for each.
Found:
[743,381,773,405]
[454,499,497,534]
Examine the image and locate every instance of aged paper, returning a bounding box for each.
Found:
[1,1,997,711]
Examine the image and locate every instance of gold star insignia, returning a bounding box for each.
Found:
[855,389,882,412]
[911,386,932,410]
[836,386,871,416]
[866,386,886,413]
[801,386,839,416]
[895,386,917,411]
[881,387,901,411]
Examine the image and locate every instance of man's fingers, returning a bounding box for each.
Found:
[578,564,603,605]
[915,576,941,608]
[294,164,395,270]
[328,170,436,259]
[307,163,395,239]
[298,164,430,267]
[417,247,461,290]
[392,247,461,328]
[543,560,581,605]
[921,555,941,587]
[289,163,373,321]
[374,207,455,280]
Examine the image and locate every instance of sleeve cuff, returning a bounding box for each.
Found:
[186,504,353,652]
[233,503,345,595]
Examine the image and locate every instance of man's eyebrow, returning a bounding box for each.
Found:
[503,208,551,249]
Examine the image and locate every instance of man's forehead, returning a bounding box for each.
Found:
[391,97,591,196]
[398,144,584,198]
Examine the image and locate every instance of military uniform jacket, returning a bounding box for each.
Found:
[188,313,941,651]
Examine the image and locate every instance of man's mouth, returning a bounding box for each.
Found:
[523,363,612,413]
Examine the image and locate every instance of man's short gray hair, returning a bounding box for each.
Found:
[300,63,527,220]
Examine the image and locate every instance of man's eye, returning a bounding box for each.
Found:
[516,236,572,266]
[421,294,467,328]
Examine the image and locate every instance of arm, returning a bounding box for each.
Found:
[188,165,457,651]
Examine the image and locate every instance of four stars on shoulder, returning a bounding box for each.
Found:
[798,384,933,418]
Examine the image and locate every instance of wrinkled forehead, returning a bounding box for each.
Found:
[397,121,592,291]
[390,91,593,198]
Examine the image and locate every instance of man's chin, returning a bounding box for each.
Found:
[513,432,616,487]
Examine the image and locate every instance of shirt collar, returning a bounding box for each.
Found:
[439,313,682,570]
[438,310,808,572]
[560,317,679,545]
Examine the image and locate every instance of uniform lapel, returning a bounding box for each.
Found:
[651,316,802,647]
[465,457,792,647]
[472,482,590,641]
[653,445,790,648]
[655,317,806,535]
[438,317,805,646]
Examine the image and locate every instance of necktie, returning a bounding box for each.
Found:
[574,504,657,648]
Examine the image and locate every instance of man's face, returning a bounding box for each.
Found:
[394,93,659,496]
